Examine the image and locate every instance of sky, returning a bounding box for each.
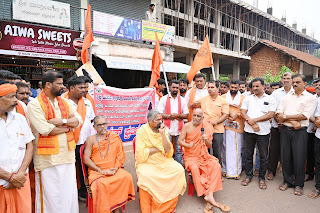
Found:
[241,0,320,41]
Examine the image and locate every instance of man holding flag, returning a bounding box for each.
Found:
[185,35,214,121]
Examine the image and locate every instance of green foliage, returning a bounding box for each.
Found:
[262,66,296,83]
[219,74,230,81]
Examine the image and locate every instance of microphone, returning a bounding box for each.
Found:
[201,128,205,146]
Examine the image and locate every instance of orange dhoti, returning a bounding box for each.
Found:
[0,176,31,213]
[139,188,179,213]
[88,132,135,213]
[184,122,223,196]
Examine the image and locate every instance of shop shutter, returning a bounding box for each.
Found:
[90,0,149,21]
[1,0,80,31]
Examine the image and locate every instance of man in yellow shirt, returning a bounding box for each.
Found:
[135,109,186,213]
[192,81,229,165]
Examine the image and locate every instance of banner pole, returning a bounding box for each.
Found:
[161,64,170,95]
[211,65,216,81]
[89,43,93,64]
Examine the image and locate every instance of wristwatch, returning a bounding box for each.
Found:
[62,119,67,125]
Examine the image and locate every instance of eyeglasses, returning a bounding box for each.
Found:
[96,123,108,127]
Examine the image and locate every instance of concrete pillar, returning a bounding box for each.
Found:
[233,60,240,79]
[186,52,194,66]
[234,13,241,52]
[214,11,221,47]
[299,61,304,74]
[80,0,88,31]
[313,66,319,79]
[187,0,194,40]
[155,0,162,23]
[214,57,220,80]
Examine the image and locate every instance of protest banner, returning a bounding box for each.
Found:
[94,86,155,144]
[142,21,175,45]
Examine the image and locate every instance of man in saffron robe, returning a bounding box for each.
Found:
[27,71,83,213]
[178,108,230,213]
[136,109,186,213]
[0,80,34,213]
[84,115,135,213]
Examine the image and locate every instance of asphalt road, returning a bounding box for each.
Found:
[79,145,319,213]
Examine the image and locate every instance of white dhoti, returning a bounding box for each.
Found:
[222,129,243,178]
[35,163,79,213]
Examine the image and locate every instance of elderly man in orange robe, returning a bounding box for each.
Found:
[178,108,230,213]
[84,115,135,213]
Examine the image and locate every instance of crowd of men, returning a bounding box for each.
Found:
[1,68,320,213]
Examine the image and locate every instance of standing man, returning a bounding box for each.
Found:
[265,83,271,95]
[309,79,320,198]
[80,76,96,113]
[277,74,317,196]
[63,76,95,201]
[222,79,245,179]
[36,81,42,96]
[219,81,229,95]
[239,81,246,94]
[0,80,34,212]
[266,72,294,181]
[158,80,189,164]
[16,82,31,105]
[192,81,229,165]
[27,71,83,212]
[146,3,156,23]
[185,73,208,121]
[179,79,189,98]
[154,78,166,110]
[240,77,276,189]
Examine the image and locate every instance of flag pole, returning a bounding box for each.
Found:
[161,64,170,95]
[89,43,92,64]
[211,65,216,80]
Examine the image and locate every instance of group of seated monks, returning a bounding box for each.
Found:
[83,109,230,213]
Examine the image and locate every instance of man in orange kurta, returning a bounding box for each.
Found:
[178,108,230,213]
[84,115,135,213]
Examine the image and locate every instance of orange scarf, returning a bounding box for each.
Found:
[188,87,196,121]
[63,92,86,143]
[16,101,26,117]
[86,94,95,112]
[156,90,163,101]
[164,95,183,133]
[37,91,76,155]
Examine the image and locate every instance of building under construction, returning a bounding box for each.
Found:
[158,0,320,79]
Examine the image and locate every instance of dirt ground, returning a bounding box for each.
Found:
[79,145,320,213]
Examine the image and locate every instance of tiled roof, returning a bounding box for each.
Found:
[246,40,320,67]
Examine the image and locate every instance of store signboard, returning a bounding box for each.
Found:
[0,21,81,60]
[142,21,175,45]
[12,0,71,28]
[93,11,142,41]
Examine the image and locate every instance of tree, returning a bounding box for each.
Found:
[263,66,296,83]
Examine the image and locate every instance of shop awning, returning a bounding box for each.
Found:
[95,55,191,74]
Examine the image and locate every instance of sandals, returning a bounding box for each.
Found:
[241,178,251,186]
[213,202,231,212]
[294,186,303,196]
[279,183,289,191]
[266,173,274,180]
[308,189,320,199]
[259,180,267,190]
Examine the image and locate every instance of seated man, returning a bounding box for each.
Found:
[135,110,186,213]
[178,108,230,213]
[84,115,135,213]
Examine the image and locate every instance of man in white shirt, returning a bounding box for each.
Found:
[309,79,320,199]
[63,76,95,200]
[158,80,189,164]
[185,73,209,121]
[154,78,166,110]
[277,74,317,196]
[267,72,294,180]
[240,77,276,189]
[0,79,34,212]
[146,4,156,23]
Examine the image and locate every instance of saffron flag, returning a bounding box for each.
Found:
[81,5,94,64]
[187,35,213,83]
[149,33,163,88]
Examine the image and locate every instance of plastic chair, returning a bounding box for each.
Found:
[132,137,139,192]
[80,144,125,212]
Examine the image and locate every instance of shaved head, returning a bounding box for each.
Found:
[193,108,204,116]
